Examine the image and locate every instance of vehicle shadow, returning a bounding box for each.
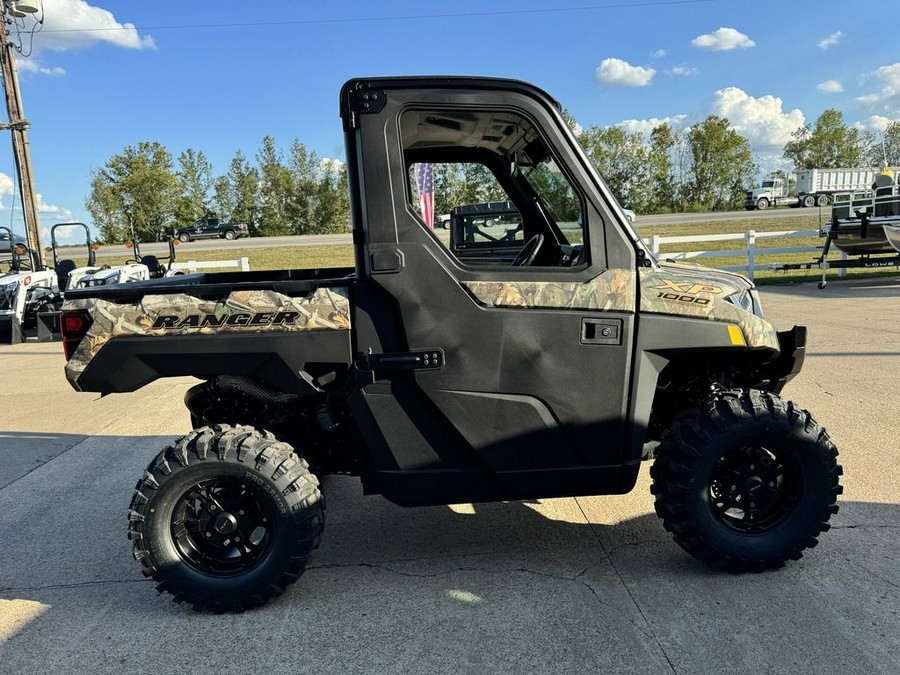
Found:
[0,430,89,489]
[1,453,897,674]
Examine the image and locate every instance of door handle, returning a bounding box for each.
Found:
[581,318,622,345]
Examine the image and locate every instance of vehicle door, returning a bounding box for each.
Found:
[343,79,641,504]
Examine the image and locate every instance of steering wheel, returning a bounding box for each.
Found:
[512,234,544,267]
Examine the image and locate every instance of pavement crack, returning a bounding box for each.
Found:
[308,561,592,584]
[814,382,834,397]
[832,524,899,530]
[573,497,680,675]
[0,578,149,593]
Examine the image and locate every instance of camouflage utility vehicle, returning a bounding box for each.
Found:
[60,77,841,611]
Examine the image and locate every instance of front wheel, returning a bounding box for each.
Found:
[178,233,191,243]
[128,424,324,611]
[756,198,769,210]
[650,390,841,572]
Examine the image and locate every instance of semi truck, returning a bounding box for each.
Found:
[745,167,897,210]
[59,76,841,612]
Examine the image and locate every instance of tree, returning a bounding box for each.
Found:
[578,125,650,213]
[783,109,870,169]
[174,148,213,226]
[255,136,293,236]
[287,139,320,234]
[647,123,678,213]
[211,150,259,230]
[85,141,178,242]
[686,116,756,211]
[866,120,900,167]
[312,160,351,233]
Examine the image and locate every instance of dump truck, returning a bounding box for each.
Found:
[745,167,897,210]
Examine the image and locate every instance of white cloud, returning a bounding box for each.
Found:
[17,60,66,77]
[0,173,13,197]
[595,58,655,87]
[855,115,896,132]
[617,115,689,136]
[42,222,85,243]
[818,31,844,50]
[692,27,755,51]
[319,157,345,175]
[650,49,668,59]
[666,65,700,77]
[706,87,804,149]
[0,173,73,224]
[37,194,74,221]
[855,62,900,113]
[31,0,155,52]
[816,79,844,94]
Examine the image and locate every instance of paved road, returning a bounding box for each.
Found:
[96,207,815,258]
[1,277,898,674]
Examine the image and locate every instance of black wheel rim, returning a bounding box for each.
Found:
[709,444,801,533]
[170,476,276,575]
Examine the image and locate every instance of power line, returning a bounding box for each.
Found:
[38,0,714,34]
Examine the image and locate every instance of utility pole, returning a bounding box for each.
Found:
[0,1,44,270]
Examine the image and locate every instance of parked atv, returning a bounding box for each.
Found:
[60,77,841,612]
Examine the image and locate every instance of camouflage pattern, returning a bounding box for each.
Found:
[64,287,351,383]
[638,265,779,350]
[463,268,636,312]
[463,261,779,351]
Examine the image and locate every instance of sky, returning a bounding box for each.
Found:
[2,0,899,241]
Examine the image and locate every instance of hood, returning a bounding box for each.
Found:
[639,261,777,350]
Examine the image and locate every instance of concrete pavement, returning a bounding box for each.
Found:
[0,278,898,674]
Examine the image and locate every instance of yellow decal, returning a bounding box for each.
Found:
[727,324,746,346]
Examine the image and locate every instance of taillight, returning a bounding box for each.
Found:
[60,310,92,361]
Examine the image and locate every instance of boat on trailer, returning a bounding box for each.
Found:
[773,171,900,288]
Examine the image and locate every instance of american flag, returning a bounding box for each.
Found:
[415,162,435,228]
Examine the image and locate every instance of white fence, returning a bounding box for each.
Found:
[644,229,846,280]
[170,257,250,274]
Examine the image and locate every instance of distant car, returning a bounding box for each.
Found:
[173,218,249,243]
[0,230,28,250]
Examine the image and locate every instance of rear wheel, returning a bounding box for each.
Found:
[223,230,236,240]
[650,390,841,572]
[128,424,324,611]
[803,195,816,207]
[817,194,829,207]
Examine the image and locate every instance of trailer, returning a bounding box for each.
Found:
[771,172,900,287]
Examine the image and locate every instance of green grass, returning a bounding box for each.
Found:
[636,213,900,285]
[61,213,898,286]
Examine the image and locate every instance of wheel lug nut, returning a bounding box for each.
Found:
[234,536,241,542]
[768,481,774,487]
[750,502,756,508]
[205,532,211,538]
[239,510,245,516]
[749,464,755,470]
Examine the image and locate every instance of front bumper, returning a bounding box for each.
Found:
[765,325,807,394]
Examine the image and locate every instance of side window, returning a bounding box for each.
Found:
[402,108,587,268]
[408,162,525,264]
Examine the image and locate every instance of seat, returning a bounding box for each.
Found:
[56,259,76,292]
[140,255,163,278]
